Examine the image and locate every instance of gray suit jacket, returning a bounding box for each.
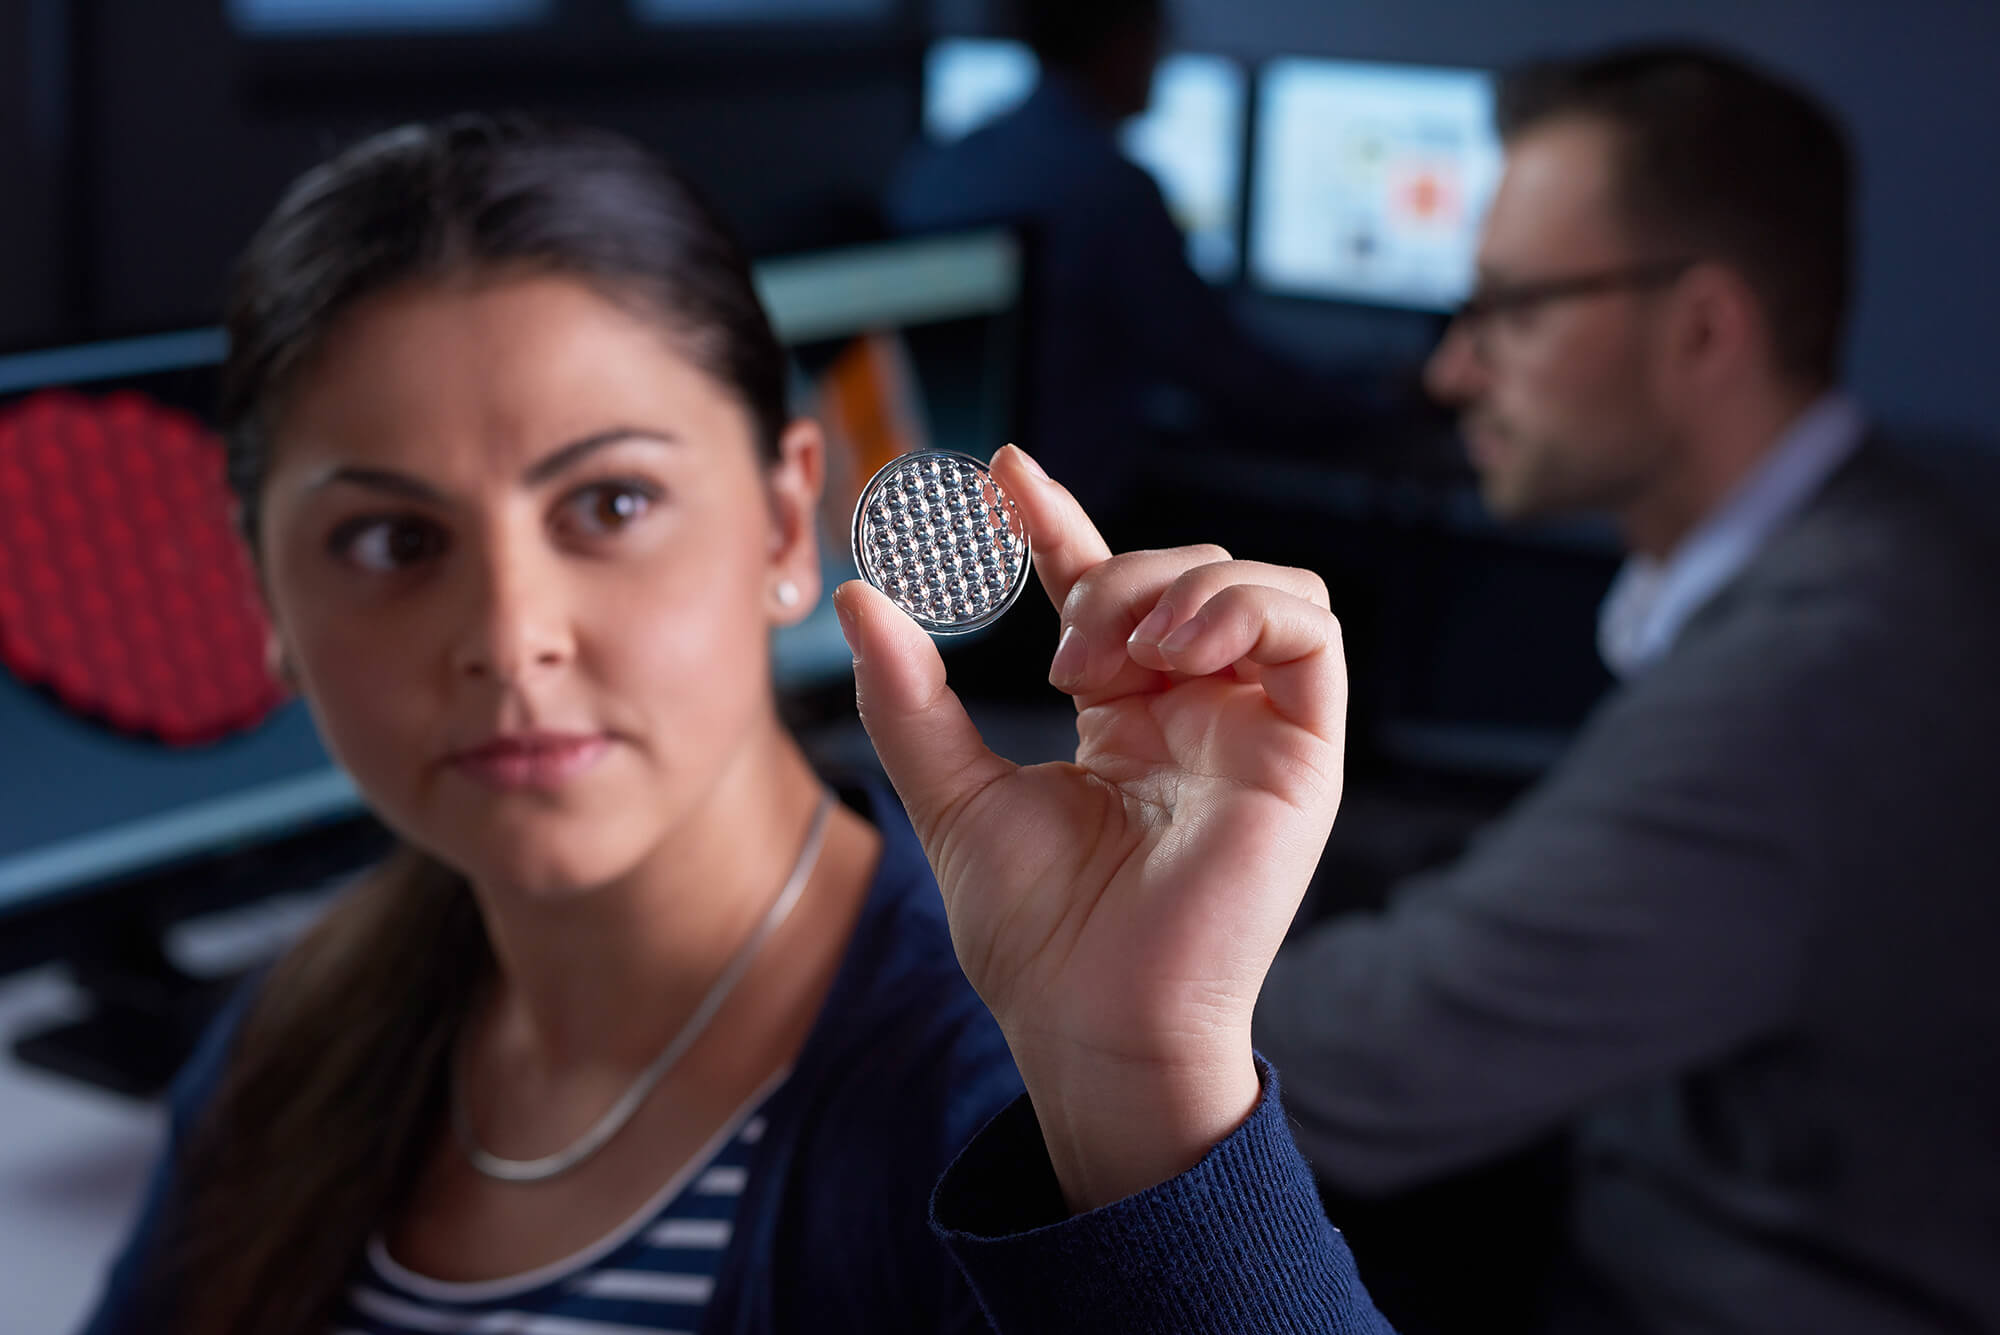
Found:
[1256,443,2000,1334]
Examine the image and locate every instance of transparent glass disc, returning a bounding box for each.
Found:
[851,450,1032,636]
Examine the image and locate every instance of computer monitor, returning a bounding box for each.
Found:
[922,37,1038,143]
[0,331,355,958]
[0,227,1023,995]
[759,228,1026,688]
[1121,54,1246,282]
[1248,57,1503,311]
[922,38,1246,281]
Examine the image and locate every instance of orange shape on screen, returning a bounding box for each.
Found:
[1406,173,1444,220]
[0,389,285,745]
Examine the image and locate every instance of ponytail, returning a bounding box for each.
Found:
[156,848,489,1333]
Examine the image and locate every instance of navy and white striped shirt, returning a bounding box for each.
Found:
[83,779,1030,1335]
[335,1081,779,1335]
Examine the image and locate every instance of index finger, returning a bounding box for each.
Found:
[989,445,1113,618]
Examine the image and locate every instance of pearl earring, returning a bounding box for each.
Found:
[775,580,801,609]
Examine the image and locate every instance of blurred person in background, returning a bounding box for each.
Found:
[77,115,1399,1335]
[1255,43,2000,1335]
[886,0,1386,535]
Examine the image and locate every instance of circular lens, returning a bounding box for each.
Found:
[851,451,1031,636]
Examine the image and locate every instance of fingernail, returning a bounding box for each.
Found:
[834,590,861,661]
[1159,613,1204,655]
[1010,444,1050,482]
[1048,624,1087,688]
[1129,602,1174,647]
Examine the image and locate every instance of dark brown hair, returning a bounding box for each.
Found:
[159,114,790,1334]
[1014,0,1161,70]
[221,113,789,547]
[1498,43,1854,387]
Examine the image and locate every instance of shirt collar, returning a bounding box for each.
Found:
[1597,392,1867,678]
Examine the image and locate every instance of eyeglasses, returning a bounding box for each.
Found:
[1450,258,1696,360]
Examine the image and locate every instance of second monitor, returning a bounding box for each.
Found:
[1249,57,1503,312]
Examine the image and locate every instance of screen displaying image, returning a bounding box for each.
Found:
[923,39,1245,281]
[1120,54,1246,281]
[922,37,1039,141]
[1249,58,1502,311]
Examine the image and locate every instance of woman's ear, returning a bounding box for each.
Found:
[766,417,827,625]
[264,629,298,693]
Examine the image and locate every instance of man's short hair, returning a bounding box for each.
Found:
[1498,44,1854,387]
[1013,0,1161,70]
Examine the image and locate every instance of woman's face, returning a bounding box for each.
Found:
[257,274,822,897]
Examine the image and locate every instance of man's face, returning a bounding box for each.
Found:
[1426,117,1684,524]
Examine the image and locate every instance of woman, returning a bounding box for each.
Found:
[84,115,1020,1334]
[83,115,1394,1335]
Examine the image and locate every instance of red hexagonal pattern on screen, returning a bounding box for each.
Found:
[0,389,286,745]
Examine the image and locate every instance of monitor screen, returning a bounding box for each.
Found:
[922,37,1038,144]
[922,39,1246,281]
[760,229,1025,687]
[0,333,359,924]
[1249,58,1502,311]
[1120,54,1246,282]
[0,230,1023,938]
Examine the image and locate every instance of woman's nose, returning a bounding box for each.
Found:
[447,548,574,685]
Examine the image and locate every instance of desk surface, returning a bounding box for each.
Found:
[0,967,163,1334]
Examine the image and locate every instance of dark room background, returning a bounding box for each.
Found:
[1,0,1996,452]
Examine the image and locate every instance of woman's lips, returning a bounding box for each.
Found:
[447,733,612,791]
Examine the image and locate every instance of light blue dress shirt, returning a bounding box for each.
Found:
[1598,393,1867,677]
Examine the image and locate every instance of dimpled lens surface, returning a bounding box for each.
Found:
[852,451,1031,635]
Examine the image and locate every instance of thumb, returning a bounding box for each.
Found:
[833,579,1013,842]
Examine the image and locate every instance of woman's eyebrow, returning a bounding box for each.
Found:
[302,428,682,501]
[304,466,444,503]
[523,428,681,486]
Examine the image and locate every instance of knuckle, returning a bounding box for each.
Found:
[1170,564,1225,603]
[1062,564,1111,622]
[1212,583,1261,628]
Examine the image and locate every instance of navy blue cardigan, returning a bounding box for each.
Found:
[78,782,1393,1334]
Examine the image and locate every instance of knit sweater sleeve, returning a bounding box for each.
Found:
[930,1059,1398,1334]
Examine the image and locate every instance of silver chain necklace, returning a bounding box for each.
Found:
[452,790,835,1184]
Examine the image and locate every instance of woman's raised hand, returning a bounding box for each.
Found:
[833,446,1347,1211]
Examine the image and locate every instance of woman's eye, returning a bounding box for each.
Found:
[332,517,447,572]
[562,482,658,538]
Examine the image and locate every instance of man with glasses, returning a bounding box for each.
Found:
[1254,44,2000,1334]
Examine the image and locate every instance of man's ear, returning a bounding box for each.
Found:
[1670,261,1765,386]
